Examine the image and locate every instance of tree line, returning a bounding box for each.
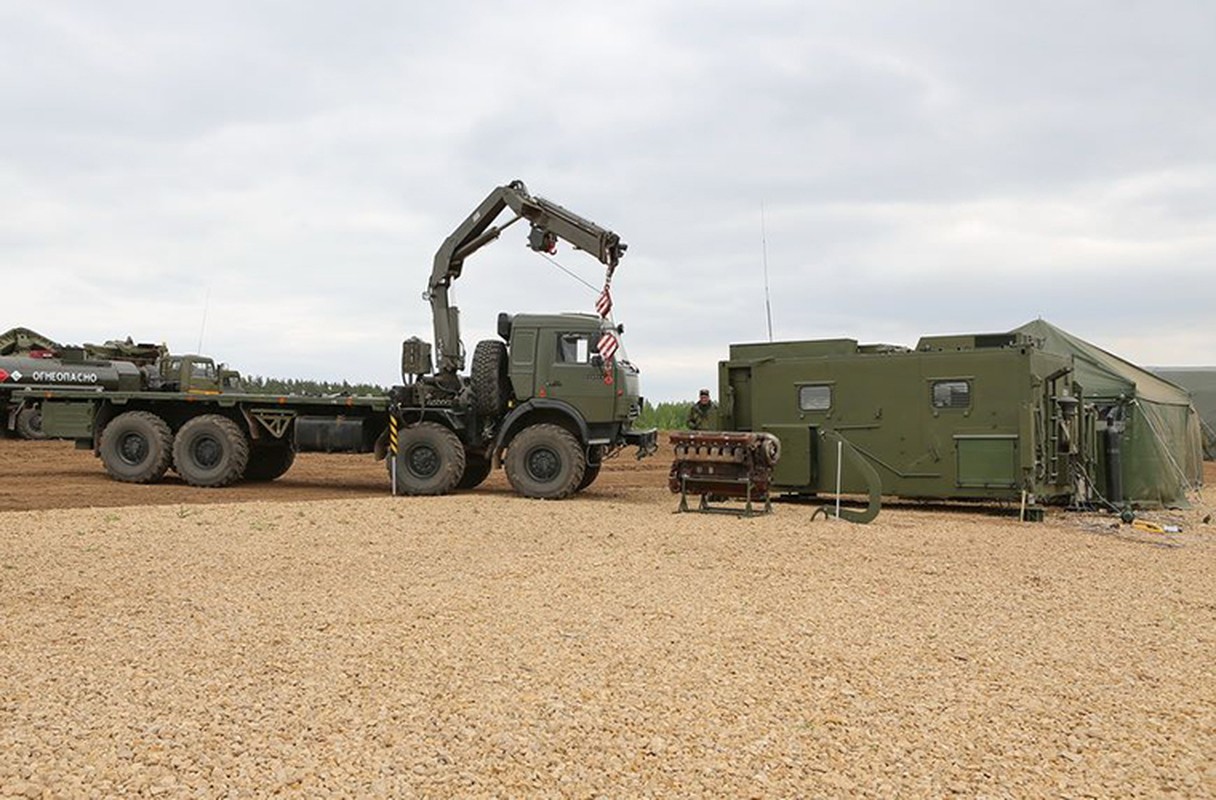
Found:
[240,375,389,397]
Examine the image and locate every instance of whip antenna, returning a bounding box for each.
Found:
[196,286,210,353]
[761,202,773,342]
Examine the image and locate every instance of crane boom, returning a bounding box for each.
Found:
[427,180,627,376]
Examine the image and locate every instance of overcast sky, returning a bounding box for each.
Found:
[4,1,1214,401]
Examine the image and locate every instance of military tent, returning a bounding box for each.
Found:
[1014,319,1203,507]
[1151,369,1216,460]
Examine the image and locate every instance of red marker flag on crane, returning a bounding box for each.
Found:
[595,285,613,318]
[595,263,617,363]
[597,331,620,361]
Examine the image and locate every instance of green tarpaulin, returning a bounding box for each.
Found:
[1015,320,1203,508]
[1152,369,1216,460]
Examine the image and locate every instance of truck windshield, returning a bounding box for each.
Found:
[191,361,217,380]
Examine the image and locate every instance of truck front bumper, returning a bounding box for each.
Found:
[624,427,659,460]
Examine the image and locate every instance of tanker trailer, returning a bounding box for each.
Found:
[1,349,143,438]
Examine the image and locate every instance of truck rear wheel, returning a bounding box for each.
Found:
[392,422,465,495]
[244,445,296,482]
[505,423,586,500]
[99,411,173,483]
[173,414,250,488]
[457,451,493,490]
[471,340,510,417]
[15,405,47,440]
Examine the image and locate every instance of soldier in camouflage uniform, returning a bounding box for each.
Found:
[687,389,716,430]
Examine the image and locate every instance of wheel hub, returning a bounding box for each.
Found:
[406,444,440,478]
[191,435,222,469]
[526,446,561,482]
[119,433,149,465]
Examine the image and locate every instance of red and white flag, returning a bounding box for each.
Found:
[595,285,612,318]
[597,331,619,360]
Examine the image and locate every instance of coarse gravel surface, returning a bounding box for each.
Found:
[1,442,1215,797]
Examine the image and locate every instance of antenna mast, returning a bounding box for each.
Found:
[761,202,773,342]
[196,286,211,353]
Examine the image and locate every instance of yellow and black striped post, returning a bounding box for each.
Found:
[388,411,399,497]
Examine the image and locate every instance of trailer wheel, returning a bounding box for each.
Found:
[505,423,586,500]
[244,445,296,482]
[99,411,173,484]
[15,405,47,440]
[471,339,510,418]
[173,414,250,488]
[392,422,465,495]
[457,451,493,490]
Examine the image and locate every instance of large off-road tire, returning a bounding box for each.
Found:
[505,423,586,500]
[244,445,296,482]
[391,422,465,495]
[98,411,173,484]
[172,414,250,488]
[457,451,493,490]
[470,339,510,418]
[15,405,47,440]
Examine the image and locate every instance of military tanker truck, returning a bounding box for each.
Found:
[385,180,657,499]
[9,348,387,486]
[1,328,169,439]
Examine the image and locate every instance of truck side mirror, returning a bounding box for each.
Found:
[590,353,604,367]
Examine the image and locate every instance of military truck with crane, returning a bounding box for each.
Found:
[387,179,657,498]
[16,180,656,498]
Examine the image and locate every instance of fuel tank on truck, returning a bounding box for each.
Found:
[0,355,143,392]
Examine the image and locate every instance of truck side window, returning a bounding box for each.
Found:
[931,380,970,409]
[557,334,590,363]
[798,384,832,411]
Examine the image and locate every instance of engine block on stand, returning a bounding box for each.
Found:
[668,431,781,516]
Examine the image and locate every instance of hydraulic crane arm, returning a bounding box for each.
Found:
[427,180,627,376]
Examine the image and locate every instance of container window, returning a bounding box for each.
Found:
[798,384,832,411]
[932,380,970,409]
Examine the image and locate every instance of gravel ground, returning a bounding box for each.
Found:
[2,459,1215,797]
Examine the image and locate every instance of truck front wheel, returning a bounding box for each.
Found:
[99,411,173,483]
[505,424,586,500]
[392,422,465,495]
[173,414,250,488]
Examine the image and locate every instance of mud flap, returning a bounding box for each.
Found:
[818,429,882,524]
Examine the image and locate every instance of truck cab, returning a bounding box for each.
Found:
[505,312,642,433]
[154,355,225,393]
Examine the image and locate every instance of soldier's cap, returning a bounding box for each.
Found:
[699,389,710,396]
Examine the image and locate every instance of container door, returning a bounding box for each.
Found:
[763,424,815,490]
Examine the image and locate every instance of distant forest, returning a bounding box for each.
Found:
[241,378,695,430]
[240,375,389,397]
